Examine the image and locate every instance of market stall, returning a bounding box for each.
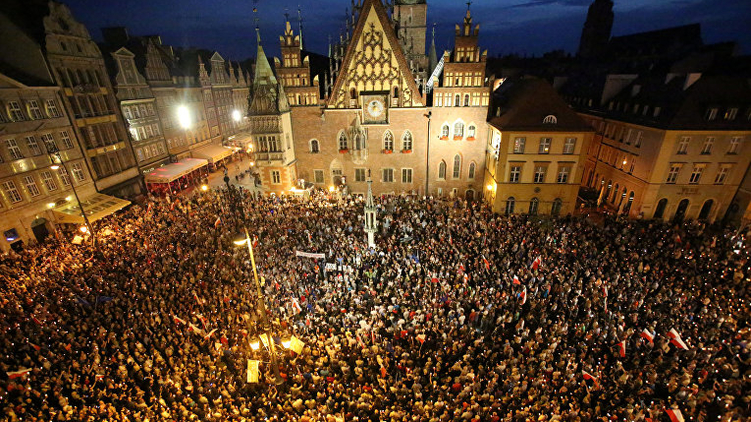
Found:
[145,158,209,195]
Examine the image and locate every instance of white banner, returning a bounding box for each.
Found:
[295,250,326,259]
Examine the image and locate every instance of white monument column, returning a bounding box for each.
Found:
[364,170,377,248]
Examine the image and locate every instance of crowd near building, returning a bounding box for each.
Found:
[0,0,749,251]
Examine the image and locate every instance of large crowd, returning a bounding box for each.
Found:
[1,187,749,421]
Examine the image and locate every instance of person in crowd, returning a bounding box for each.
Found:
[0,188,748,421]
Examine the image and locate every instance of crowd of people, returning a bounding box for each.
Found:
[1,187,749,421]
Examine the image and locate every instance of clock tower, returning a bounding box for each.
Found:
[393,0,428,90]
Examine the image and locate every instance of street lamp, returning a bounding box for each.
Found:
[232,109,242,122]
[47,145,96,249]
[177,105,192,129]
[233,228,284,385]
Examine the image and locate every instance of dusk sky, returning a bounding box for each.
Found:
[65,0,751,61]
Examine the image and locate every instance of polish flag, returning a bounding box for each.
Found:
[204,328,217,340]
[582,370,599,389]
[602,285,608,297]
[95,374,105,381]
[431,277,439,283]
[519,286,527,305]
[640,329,655,344]
[172,315,187,325]
[416,334,426,344]
[616,340,626,358]
[188,323,203,336]
[531,256,542,270]
[482,256,490,270]
[668,328,689,350]
[513,275,521,285]
[221,335,228,346]
[28,341,41,352]
[196,314,208,330]
[665,408,684,422]
[214,216,221,228]
[7,368,32,379]
[670,336,689,350]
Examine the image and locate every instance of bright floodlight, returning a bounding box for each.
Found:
[50,164,60,170]
[250,340,260,350]
[232,109,242,122]
[233,233,249,246]
[201,184,208,191]
[486,184,493,191]
[177,105,192,129]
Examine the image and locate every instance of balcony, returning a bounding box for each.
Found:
[255,152,285,162]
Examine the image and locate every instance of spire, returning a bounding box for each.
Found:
[297,5,304,51]
[364,169,377,248]
[428,23,437,72]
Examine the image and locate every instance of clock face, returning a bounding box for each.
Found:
[362,93,389,124]
[367,99,384,118]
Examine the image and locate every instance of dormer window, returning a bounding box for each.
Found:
[705,108,718,121]
[542,115,557,125]
[724,108,738,120]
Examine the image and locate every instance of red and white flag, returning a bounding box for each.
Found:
[519,286,527,305]
[665,408,684,422]
[668,328,689,350]
[416,334,426,344]
[640,328,655,344]
[188,323,203,336]
[204,328,218,340]
[95,374,105,381]
[616,340,626,358]
[482,256,490,270]
[214,216,221,228]
[290,298,302,315]
[513,275,521,285]
[196,314,208,330]
[531,256,542,270]
[172,314,187,325]
[7,368,32,379]
[670,336,689,350]
[582,370,600,389]
[28,341,41,352]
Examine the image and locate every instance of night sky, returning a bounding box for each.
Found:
[64,0,751,61]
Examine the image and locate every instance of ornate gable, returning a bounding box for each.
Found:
[328,0,423,108]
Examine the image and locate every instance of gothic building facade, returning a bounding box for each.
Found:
[263,0,512,201]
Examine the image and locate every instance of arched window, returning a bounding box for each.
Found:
[468,162,476,180]
[454,122,464,138]
[529,197,539,215]
[465,189,475,201]
[438,161,446,179]
[310,139,319,153]
[543,115,557,124]
[354,134,363,150]
[441,125,450,139]
[612,184,619,204]
[551,198,563,216]
[454,94,460,106]
[349,88,357,100]
[452,154,461,178]
[464,94,470,106]
[653,198,668,219]
[338,131,348,150]
[402,131,413,151]
[505,197,515,215]
[698,199,713,220]
[623,191,635,214]
[467,125,476,139]
[383,131,394,151]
